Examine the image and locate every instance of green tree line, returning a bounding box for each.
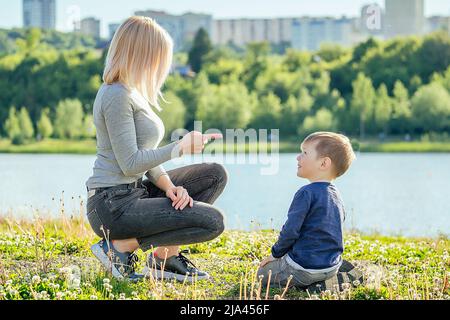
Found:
[1,27,450,145]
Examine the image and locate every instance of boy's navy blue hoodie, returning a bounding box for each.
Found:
[271,182,345,270]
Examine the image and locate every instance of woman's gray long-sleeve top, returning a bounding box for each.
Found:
[86,82,181,190]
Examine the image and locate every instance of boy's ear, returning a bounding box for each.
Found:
[320,157,332,170]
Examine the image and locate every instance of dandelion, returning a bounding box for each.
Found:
[36,291,49,300]
[69,278,81,289]
[59,267,71,275]
[32,275,41,284]
[342,283,351,290]
[8,289,18,297]
[47,273,57,281]
[90,295,98,300]
[413,293,422,300]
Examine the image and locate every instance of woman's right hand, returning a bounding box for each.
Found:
[178,131,223,155]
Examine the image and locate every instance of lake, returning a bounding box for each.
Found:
[0,153,448,237]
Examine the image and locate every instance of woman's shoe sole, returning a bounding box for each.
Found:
[90,243,125,280]
[141,266,210,282]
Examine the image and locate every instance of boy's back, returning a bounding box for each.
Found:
[271,182,345,270]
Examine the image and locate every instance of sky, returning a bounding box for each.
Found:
[1,0,450,38]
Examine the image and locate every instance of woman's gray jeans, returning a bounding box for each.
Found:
[86,163,228,252]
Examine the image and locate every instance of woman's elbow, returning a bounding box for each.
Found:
[121,165,140,177]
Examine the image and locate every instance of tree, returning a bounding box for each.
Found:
[280,88,314,136]
[196,81,257,131]
[18,107,34,141]
[16,28,42,53]
[165,72,212,130]
[411,83,450,132]
[283,49,311,72]
[317,44,349,62]
[350,73,376,139]
[416,32,450,82]
[81,114,96,139]
[391,81,412,134]
[202,58,244,84]
[159,91,186,140]
[300,108,335,136]
[373,84,393,135]
[188,28,212,73]
[54,99,84,139]
[249,93,282,130]
[362,37,420,92]
[432,65,450,93]
[246,42,271,61]
[37,108,53,140]
[254,65,302,103]
[4,107,21,143]
[352,37,380,63]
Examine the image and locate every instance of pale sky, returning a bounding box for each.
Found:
[1,0,450,38]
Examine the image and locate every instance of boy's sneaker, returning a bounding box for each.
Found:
[142,250,210,282]
[90,239,143,281]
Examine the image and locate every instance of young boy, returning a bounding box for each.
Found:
[257,132,356,288]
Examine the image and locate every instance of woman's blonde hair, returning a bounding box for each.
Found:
[103,16,173,111]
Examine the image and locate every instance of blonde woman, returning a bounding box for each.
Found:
[85,16,227,281]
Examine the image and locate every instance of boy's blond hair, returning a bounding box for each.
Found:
[302,132,356,178]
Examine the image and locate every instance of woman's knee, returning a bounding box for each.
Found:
[203,163,228,187]
[212,207,225,237]
[200,204,225,239]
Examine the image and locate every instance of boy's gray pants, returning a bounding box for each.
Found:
[257,255,342,288]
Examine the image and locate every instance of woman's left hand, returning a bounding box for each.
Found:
[165,186,194,211]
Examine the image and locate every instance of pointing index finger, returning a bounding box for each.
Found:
[203,133,223,144]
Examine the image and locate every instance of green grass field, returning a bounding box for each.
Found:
[1,138,450,154]
[0,139,97,154]
[0,211,448,300]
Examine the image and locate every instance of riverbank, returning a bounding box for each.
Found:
[0,215,448,300]
[1,138,450,154]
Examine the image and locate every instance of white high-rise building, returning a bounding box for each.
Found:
[181,12,213,42]
[291,17,360,51]
[134,10,212,51]
[385,0,425,38]
[425,16,450,34]
[78,17,101,39]
[108,23,121,39]
[212,18,294,46]
[23,0,56,30]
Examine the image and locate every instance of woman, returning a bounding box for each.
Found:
[85,16,228,282]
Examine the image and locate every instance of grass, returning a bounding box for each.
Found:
[0,203,448,300]
[0,139,97,154]
[1,138,450,154]
[359,141,450,153]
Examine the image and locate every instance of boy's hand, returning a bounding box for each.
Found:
[260,255,277,268]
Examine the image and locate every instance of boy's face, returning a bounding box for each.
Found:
[297,140,331,180]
